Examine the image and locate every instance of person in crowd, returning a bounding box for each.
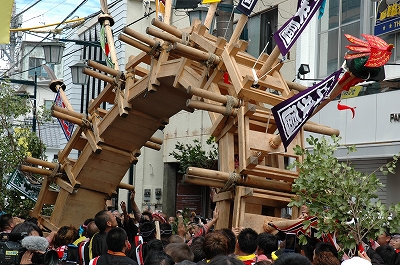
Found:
[314,242,339,259]
[144,251,174,265]
[0,214,16,232]
[145,239,164,260]
[390,234,400,253]
[256,232,278,262]
[120,200,139,243]
[160,223,173,245]
[12,221,43,236]
[299,236,319,262]
[51,225,79,262]
[371,245,397,265]
[91,210,118,259]
[165,242,195,264]
[187,207,219,245]
[200,231,229,264]
[236,228,258,265]
[89,227,138,265]
[274,252,312,265]
[342,256,372,265]
[367,230,392,260]
[208,255,244,265]
[189,236,205,263]
[152,212,168,224]
[73,218,95,246]
[219,228,237,255]
[298,205,310,219]
[77,221,100,265]
[169,234,184,243]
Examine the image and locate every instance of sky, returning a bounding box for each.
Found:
[14,0,103,29]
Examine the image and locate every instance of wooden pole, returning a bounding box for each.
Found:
[51,110,88,128]
[119,34,153,54]
[257,46,281,78]
[149,136,163,145]
[187,86,240,107]
[186,99,237,117]
[164,0,172,25]
[146,27,181,44]
[25,156,63,171]
[227,14,248,47]
[82,68,115,84]
[286,80,307,92]
[87,60,121,77]
[118,182,135,191]
[20,165,52,176]
[99,14,120,70]
[173,43,220,65]
[204,3,218,30]
[144,141,161,151]
[151,18,182,38]
[51,105,86,120]
[122,27,157,47]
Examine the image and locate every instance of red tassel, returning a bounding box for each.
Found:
[223,72,231,84]
[337,101,356,119]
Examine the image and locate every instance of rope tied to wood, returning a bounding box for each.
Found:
[148,41,161,56]
[81,117,91,128]
[220,172,241,192]
[48,163,61,183]
[224,95,238,116]
[181,32,190,46]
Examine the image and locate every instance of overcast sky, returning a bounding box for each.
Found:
[15,0,102,28]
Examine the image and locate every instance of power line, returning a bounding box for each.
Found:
[1,0,90,79]
[12,0,42,22]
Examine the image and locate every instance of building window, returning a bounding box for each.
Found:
[317,0,373,78]
[44,99,53,110]
[28,57,54,78]
[247,7,278,58]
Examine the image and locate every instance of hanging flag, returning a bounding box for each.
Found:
[0,0,14,44]
[337,101,356,119]
[272,69,343,150]
[274,0,324,56]
[202,0,221,3]
[236,0,259,16]
[156,0,166,22]
[100,24,114,68]
[54,91,75,141]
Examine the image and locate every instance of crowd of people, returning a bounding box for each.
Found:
[1,192,400,265]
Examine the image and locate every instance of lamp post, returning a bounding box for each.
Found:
[42,42,65,64]
[69,61,89,85]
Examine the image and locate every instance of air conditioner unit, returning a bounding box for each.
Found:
[172,0,201,9]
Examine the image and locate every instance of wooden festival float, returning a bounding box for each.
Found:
[20,1,365,232]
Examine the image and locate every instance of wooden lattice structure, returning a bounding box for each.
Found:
[22,3,341,231]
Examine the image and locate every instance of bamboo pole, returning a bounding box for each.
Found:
[173,43,220,65]
[183,174,226,188]
[286,80,307,92]
[186,167,292,192]
[25,157,63,171]
[187,86,240,107]
[87,60,121,77]
[186,99,237,116]
[122,27,157,47]
[149,136,163,145]
[118,182,135,191]
[119,34,153,54]
[82,68,115,84]
[204,3,218,30]
[144,141,161,151]
[20,165,52,176]
[151,18,182,38]
[51,110,89,128]
[51,105,86,120]
[303,123,340,136]
[146,27,181,44]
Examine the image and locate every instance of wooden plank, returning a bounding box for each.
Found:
[221,49,243,95]
[125,52,152,70]
[49,188,70,226]
[88,83,115,114]
[237,106,248,173]
[215,200,232,230]
[238,87,286,106]
[58,127,84,163]
[213,191,234,202]
[219,132,236,173]
[242,166,297,182]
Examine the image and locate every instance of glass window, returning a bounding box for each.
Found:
[28,57,54,78]
[44,100,53,110]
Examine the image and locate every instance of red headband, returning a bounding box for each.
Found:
[152,212,167,224]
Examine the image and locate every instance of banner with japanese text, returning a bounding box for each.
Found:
[273,0,323,56]
[272,69,343,150]
[54,91,75,141]
[236,0,258,16]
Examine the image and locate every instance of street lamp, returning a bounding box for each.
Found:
[69,61,89,85]
[42,42,65,64]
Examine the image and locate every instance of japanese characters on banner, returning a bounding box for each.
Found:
[236,0,258,16]
[54,91,75,141]
[272,69,343,150]
[274,0,324,56]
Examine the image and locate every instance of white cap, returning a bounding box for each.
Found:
[341,257,372,265]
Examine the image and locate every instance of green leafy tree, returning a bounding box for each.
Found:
[169,136,218,173]
[288,135,400,256]
[0,81,47,217]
